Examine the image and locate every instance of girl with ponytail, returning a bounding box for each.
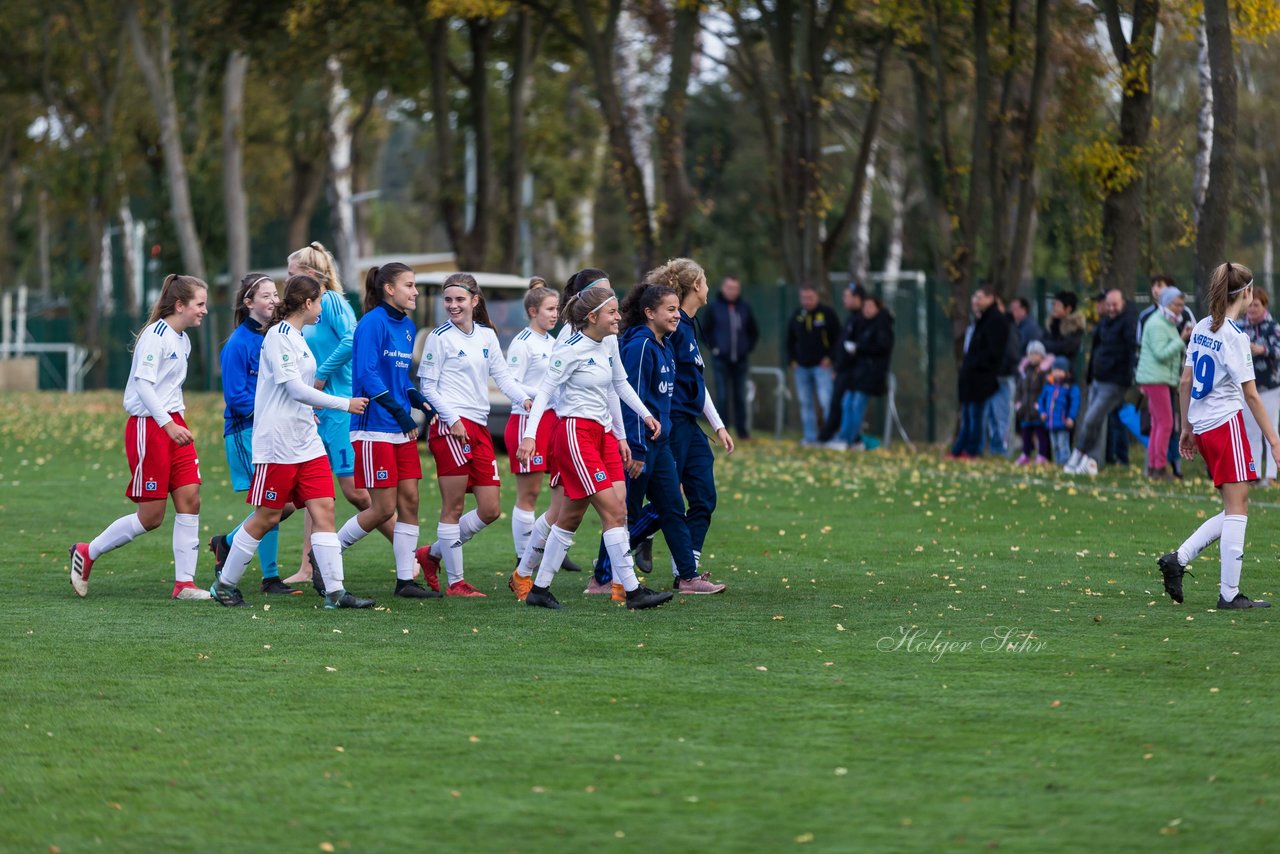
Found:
[1159,262,1280,610]
[70,275,212,601]
[209,275,375,610]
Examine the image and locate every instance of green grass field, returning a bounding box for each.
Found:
[5,391,1280,852]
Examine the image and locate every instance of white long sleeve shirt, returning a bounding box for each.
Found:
[123,319,191,425]
[418,321,533,426]
[524,329,651,440]
[254,321,349,464]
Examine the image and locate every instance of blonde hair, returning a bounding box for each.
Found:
[287,241,343,294]
[1206,262,1254,333]
[651,257,706,303]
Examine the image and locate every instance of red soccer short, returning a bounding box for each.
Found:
[429,417,501,490]
[553,416,624,500]
[505,412,555,475]
[248,456,335,509]
[354,439,422,490]
[1195,410,1259,488]
[125,413,201,502]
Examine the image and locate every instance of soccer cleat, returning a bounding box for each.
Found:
[1217,593,1271,609]
[208,534,231,575]
[209,583,250,608]
[674,573,726,595]
[611,583,626,602]
[324,590,376,609]
[625,584,673,610]
[69,543,93,597]
[261,577,302,596]
[634,538,654,575]
[307,551,326,597]
[509,570,533,601]
[559,554,585,573]
[414,546,442,592]
[1156,552,1191,604]
[446,580,487,597]
[525,584,562,609]
[395,578,443,599]
[172,581,213,601]
[583,577,613,595]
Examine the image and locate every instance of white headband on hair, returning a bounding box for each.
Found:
[249,276,272,291]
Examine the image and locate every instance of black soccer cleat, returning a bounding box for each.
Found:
[525,584,563,610]
[208,534,231,575]
[1157,552,1191,604]
[625,584,673,610]
[307,551,326,597]
[261,577,302,596]
[395,578,443,599]
[1217,593,1271,609]
[210,583,250,608]
[324,590,376,609]
[634,538,654,575]
[559,555,584,573]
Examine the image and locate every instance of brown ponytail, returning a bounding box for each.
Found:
[147,274,207,324]
[232,273,274,328]
[442,272,492,327]
[1207,262,1254,333]
[271,275,322,328]
[564,286,618,331]
[524,277,558,321]
[364,262,414,313]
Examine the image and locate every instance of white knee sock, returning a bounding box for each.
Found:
[603,527,638,592]
[534,525,575,588]
[1220,514,1248,602]
[1178,512,1224,566]
[172,513,200,583]
[517,514,552,578]
[430,509,488,559]
[436,522,463,585]
[338,515,371,551]
[392,522,418,581]
[219,531,261,587]
[89,513,147,560]
[511,506,536,559]
[312,531,344,594]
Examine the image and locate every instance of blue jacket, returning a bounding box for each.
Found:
[669,310,709,422]
[304,289,357,396]
[1037,381,1081,431]
[350,303,417,434]
[620,325,675,461]
[220,318,266,436]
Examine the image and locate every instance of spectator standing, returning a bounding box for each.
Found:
[1135,287,1188,480]
[786,285,837,445]
[1135,274,1195,476]
[984,298,1022,456]
[950,286,1008,458]
[701,275,759,439]
[1010,298,1044,347]
[831,296,894,450]
[1043,291,1086,363]
[1242,286,1280,486]
[820,283,867,444]
[1038,357,1080,464]
[1065,289,1136,476]
[1015,340,1052,464]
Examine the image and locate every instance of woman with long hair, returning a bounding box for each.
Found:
[69,275,212,600]
[210,274,374,609]
[1159,262,1280,609]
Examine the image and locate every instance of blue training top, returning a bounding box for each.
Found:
[303,289,356,397]
[669,309,708,421]
[220,317,266,436]
[620,324,675,461]
[350,303,417,435]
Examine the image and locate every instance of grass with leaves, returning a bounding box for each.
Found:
[3,391,1280,852]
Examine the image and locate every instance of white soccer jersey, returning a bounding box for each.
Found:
[505,326,554,415]
[123,319,191,422]
[418,321,532,426]
[253,322,327,464]
[1186,316,1255,433]
[525,330,651,438]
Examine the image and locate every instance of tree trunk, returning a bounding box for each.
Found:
[125,0,206,280]
[1098,0,1158,297]
[502,11,540,273]
[1194,0,1237,299]
[222,49,250,282]
[461,19,495,270]
[883,143,906,281]
[656,4,699,259]
[38,189,51,298]
[1242,53,1275,287]
[849,138,878,282]
[326,55,357,288]
[119,200,141,315]
[1192,18,1213,223]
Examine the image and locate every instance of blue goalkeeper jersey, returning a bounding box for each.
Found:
[303,290,356,397]
[350,303,416,435]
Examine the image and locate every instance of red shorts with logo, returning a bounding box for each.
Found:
[248,456,335,509]
[354,439,422,490]
[505,412,555,475]
[1196,410,1258,488]
[553,416,624,500]
[429,417,501,489]
[125,413,201,502]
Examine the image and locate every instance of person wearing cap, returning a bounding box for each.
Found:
[1065,289,1136,475]
[1037,356,1080,465]
[820,283,867,446]
[701,274,759,440]
[1015,339,1052,463]
[1136,274,1196,476]
[786,284,838,445]
[1042,290,1086,363]
[1136,287,1188,479]
[1241,285,1280,486]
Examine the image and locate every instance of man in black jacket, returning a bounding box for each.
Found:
[819,283,867,444]
[701,275,760,439]
[786,285,838,445]
[1065,289,1136,475]
[951,286,1008,458]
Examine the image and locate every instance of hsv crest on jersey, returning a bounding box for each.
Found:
[463,443,472,454]
[483,348,489,358]
[265,489,278,501]
[145,479,158,492]
[533,455,543,465]
[594,471,607,482]
[376,468,389,481]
